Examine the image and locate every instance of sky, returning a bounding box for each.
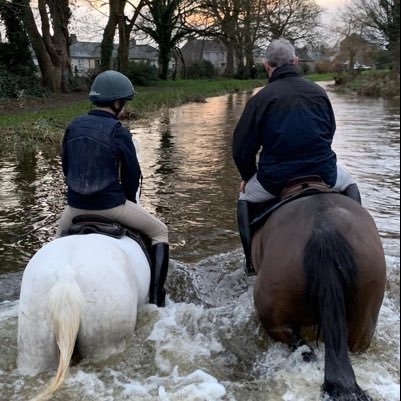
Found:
[316,0,347,7]
[0,0,349,44]
[68,0,349,44]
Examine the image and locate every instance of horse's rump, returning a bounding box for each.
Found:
[252,194,386,339]
[17,234,151,399]
[252,193,386,400]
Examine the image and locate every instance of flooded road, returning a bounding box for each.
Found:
[0,84,399,400]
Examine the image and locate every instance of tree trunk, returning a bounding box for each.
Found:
[100,2,119,71]
[101,0,145,72]
[224,43,235,77]
[20,0,58,91]
[0,0,36,74]
[20,0,71,92]
[158,44,170,80]
[47,0,71,92]
[243,2,253,78]
[118,13,129,71]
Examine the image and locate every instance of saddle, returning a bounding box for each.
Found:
[250,176,338,231]
[61,214,151,264]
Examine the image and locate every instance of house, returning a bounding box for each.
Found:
[70,39,102,74]
[127,44,159,67]
[69,35,159,75]
[180,39,228,74]
[253,46,265,65]
[295,47,316,73]
[180,39,276,75]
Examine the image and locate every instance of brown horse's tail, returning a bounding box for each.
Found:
[303,219,372,401]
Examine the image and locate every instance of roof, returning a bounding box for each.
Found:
[70,41,158,61]
[181,39,226,53]
[128,45,158,60]
[296,48,315,62]
[71,41,101,58]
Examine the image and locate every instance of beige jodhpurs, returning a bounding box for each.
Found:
[56,200,168,245]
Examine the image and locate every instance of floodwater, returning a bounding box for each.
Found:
[0,84,399,400]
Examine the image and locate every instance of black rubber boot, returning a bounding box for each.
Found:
[149,242,169,307]
[237,200,256,276]
[341,183,362,205]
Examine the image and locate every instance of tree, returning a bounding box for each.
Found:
[95,0,145,72]
[336,33,378,70]
[344,0,400,71]
[19,0,72,92]
[197,0,242,76]
[0,0,35,74]
[137,0,196,80]
[259,0,322,43]
[197,0,322,77]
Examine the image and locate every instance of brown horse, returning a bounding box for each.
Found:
[252,193,386,401]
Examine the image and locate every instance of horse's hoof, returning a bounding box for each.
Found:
[302,350,317,363]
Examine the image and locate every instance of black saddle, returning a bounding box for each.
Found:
[250,176,338,231]
[61,214,151,264]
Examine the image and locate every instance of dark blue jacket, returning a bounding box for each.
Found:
[62,110,141,210]
[232,64,337,196]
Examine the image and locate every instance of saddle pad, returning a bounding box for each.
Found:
[62,215,151,265]
[249,187,338,231]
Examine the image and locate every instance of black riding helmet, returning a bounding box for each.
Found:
[89,70,135,113]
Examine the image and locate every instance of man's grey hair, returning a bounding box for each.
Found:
[264,39,296,67]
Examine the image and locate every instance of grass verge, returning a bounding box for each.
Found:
[332,70,400,98]
[0,79,266,147]
[0,74,334,147]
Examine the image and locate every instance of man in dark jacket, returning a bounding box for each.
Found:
[232,39,361,275]
[57,70,169,307]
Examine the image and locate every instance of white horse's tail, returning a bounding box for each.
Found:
[31,278,84,401]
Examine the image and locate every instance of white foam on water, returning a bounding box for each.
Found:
[0,250,399,401]
[257,339,400,401]
[110,366,226,401]
[148,303,225,374]
[66,370,114,401]
[256,342,325,401]
[254,290,400,401]
[0,300,18,322]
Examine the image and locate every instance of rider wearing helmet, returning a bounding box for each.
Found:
[57,70,169,307]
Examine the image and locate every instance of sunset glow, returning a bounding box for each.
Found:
[316,0,347,7]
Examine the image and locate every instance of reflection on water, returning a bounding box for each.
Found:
[0,87,399,273]
[133,92,254,262]
[0,86,399,401]
[0,148,64,276]
[329,90,400,257]
[134,87,400,262]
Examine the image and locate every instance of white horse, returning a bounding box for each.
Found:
[17,232,150,401]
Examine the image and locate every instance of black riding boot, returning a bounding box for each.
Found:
[341,183,362,205]
[149,242,169,307]
[237,200,256,276]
